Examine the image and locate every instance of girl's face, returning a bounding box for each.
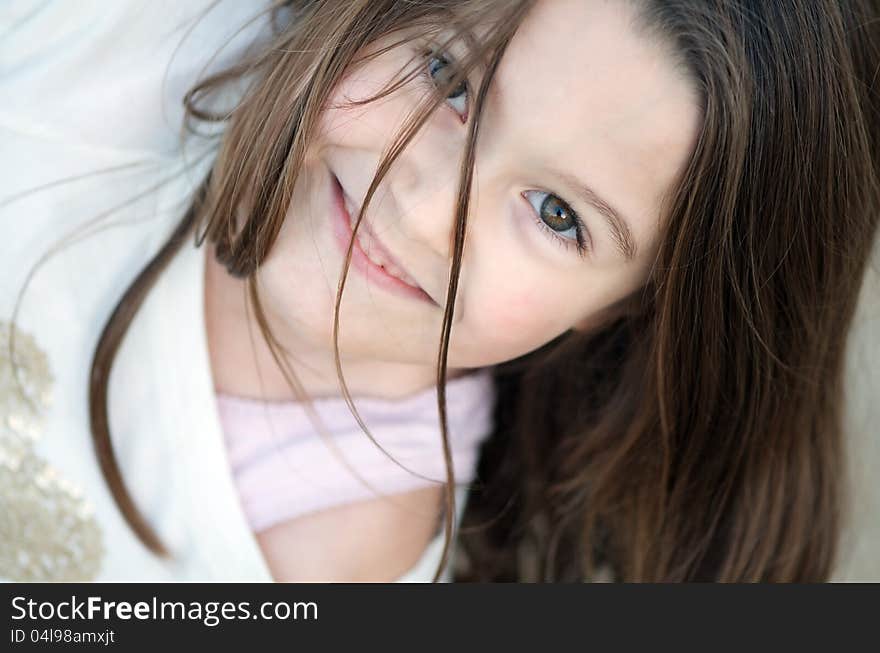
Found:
[256,0,701,391]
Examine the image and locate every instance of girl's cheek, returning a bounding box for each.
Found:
[320,58,420,146]
[471,283,570,349]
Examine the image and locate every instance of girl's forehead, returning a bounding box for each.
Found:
[492,0,701,252]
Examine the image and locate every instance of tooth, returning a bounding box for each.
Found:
[362,239,386,266]
[386,264,405,279]
[348,209,418,286]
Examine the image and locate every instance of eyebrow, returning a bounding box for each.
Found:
[555,171,638,261]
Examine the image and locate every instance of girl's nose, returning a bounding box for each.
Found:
[387,129,467,264]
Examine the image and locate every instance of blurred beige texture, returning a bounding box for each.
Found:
[834,236,880,581]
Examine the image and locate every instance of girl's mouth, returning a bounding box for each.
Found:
[329,171,437,306]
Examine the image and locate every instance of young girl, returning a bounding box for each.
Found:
[2,0,879,582]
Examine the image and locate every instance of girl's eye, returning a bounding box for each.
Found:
[522,190,591,259]
[424,52,469,121]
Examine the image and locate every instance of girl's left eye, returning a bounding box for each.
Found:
[423,51,470,121]
[523,190,591,259]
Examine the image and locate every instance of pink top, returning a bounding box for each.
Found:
[215,369,497,533]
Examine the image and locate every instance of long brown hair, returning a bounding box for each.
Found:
[81,0,880,581]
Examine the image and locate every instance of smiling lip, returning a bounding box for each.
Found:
[329,172,437,305]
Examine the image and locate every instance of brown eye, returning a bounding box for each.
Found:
[523,190,590,259]
[540,195,577,232]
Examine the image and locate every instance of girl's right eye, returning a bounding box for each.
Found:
[423,52,470,121]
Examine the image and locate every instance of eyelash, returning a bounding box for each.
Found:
[420,49,591,260]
